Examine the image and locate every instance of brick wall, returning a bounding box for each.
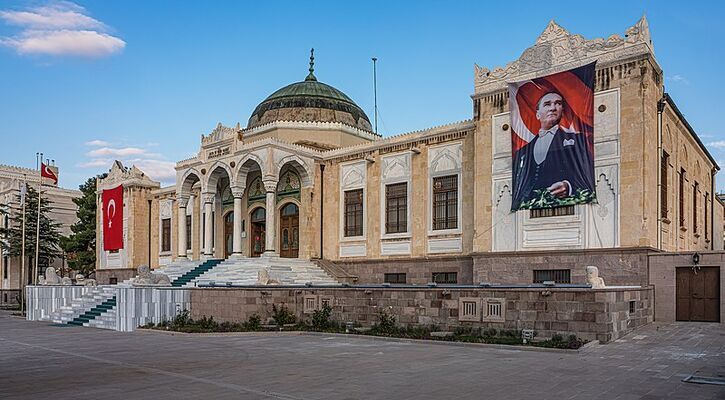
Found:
[189,286,653,343]
[329,256,473,285]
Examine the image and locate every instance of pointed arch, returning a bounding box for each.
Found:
[204,161,234,193]
[276,154,313,188]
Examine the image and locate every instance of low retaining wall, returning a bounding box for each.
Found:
[330,256,474,285]
[0,289,20,307]
[26,286,191,332]
[95,268,136,285]
[189,286,653,343]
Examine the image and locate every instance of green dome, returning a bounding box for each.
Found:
[247,53,372,132]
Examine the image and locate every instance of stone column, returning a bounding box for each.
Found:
[231,186,245,258]
[177,196,189,260]
[202,192,215,259]
[263,179,278,257]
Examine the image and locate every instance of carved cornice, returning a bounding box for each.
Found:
[474,16,655,95]
[201,122,242,147]
[98,161,160,191]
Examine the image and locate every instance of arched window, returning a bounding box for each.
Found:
[277,170,301,202]
[247,176,265,206]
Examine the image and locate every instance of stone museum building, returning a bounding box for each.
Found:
[0,164,80,305]
[92,17,724,325]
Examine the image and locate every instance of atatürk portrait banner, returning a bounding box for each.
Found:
[508,62,596,211]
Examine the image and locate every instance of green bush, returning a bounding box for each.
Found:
[245,314,262,331]
[272,304,296,326]
[172,309,191,328]
[311,304,333,331]
[371,309,397,335]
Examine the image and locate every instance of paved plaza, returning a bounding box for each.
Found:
[0,311,723,400]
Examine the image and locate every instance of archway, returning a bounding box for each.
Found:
[279,203,299,258]
[249,207,266,257]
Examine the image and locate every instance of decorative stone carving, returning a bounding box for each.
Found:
[42,267,61,285]
[159,199,173,219]
[61,277,72,286]
[474,16,654,95]
[429,143,462,174]
[85,278,97,286]
[75,274,85,285]
[99,160,160,191]
[133,265,172,286]
[263,179,278,193]
[586,266,606,289]
[202,122,239,146]
[382,153,410,182]
[176,196,190,209]
[230,186,245,199]
[256,268,281,285]
[201,192,215,205]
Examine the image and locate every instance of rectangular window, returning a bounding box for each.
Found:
[661,151,669,219]
[432,175,458,230]
[693,181,699,233]
[533,269,571,284]
[530,205,575,219]
[385,182,407,234]
[679,168,686,227]
[161,218,171,252]
[186,215,192,251]
[344,189,363,237]
[705,192,709,240]
[432,272,457,284]
[384,273,406,284]
[3,256,7,279]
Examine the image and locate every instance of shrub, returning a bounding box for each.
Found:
[311,304,333,331]
[172,309,191,328]
[373,309,397,335]
[245,314,262,331]
[272,304,296,326]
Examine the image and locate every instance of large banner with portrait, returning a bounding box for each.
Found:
[509,62,596,211]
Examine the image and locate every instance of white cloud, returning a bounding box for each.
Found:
[84,139,111,147]
[86,147,153,158]
[666,74,690,85]
[707,141,725,149]
[0,2,124,58]
[79,142,176,184]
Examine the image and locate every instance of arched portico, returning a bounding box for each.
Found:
[175,169,201,260]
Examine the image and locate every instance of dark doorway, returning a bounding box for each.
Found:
[676,267,720,322]
[279,203,299,258]
[224,211,234,258]
[250,207,266,257]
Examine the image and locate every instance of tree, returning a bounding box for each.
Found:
[0,184,63,282]
[60,174,105,277]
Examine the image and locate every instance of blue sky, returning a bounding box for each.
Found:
[1,0,724,191]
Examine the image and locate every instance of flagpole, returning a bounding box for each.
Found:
[20,176,27,316]
[34,153,43,286]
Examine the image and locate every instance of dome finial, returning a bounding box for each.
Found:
[305,47,317,81]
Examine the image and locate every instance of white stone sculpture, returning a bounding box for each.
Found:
[133,264,172,286]
[256,268,281,285]
[42,267,61,285]
[75,274,85,285]
[586,266,606,289]
[61,277,73,286]
[84,278,97,286]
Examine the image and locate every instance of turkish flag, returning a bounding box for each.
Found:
[40,163,58,184]
[102,185,124,250]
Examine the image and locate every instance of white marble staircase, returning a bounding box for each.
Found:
[190,257,339,286]
[50,286,117,328]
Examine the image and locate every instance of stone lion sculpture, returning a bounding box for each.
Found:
[256,268,281,285]
[133,264,171,286]
[42,267,61,285]
[61,276,73,286]
[586,266,606,289]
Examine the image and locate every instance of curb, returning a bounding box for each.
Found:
[136,328,598,353]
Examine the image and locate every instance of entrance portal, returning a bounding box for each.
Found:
[250,207,266,257]
[279,203,299,258]
[223,211,234,258]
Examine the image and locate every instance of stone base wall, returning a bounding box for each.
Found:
[95,268,136,285]
[329,256,473,285]
[189,286,653,343]
[472,247,654,286]
[0,289,20,307]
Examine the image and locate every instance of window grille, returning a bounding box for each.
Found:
[661,151,669,219]
[693,181,699,233]
[432,272,457,284]
[530,205,575,219]
[432,175,458,230]
[344,189,363,237]
[533,269,571,284]
[384,273,406,284]
[161,218,171,252]
[186,215,192,251]
[679,168,686,227]
[385,183,407,234]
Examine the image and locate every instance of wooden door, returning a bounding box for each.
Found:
[676,267,720,322]
[223,212,234,258]
[279,203,299,258]
[250,207,265,257]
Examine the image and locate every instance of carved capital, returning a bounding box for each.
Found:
[231,186,246,199]
[201,192,216,204]
[262,180,277,193]
[176,195,190,208]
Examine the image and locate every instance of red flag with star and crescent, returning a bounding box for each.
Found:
[102,185,124,250]
[40,162,58,185]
